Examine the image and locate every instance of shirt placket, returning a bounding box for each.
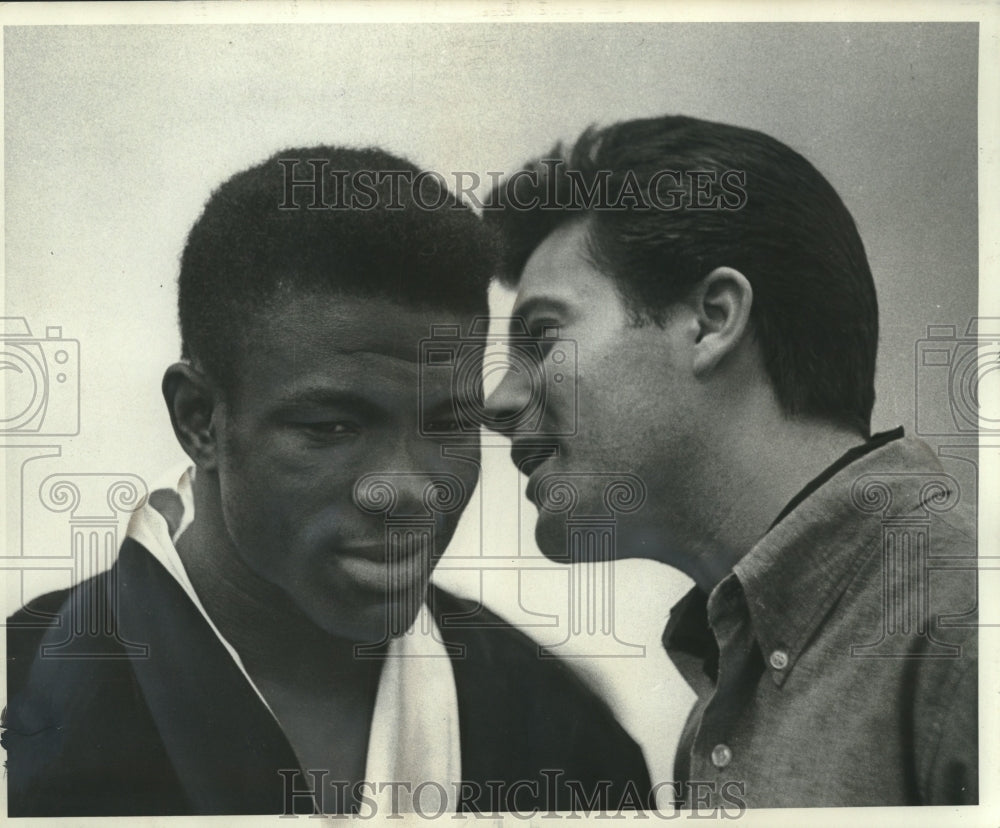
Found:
[684,577,762,809]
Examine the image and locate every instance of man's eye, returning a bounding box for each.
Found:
[293,421,357,438]
[514,339,555,363]
[525,319,561,356]
[527,318,561,339]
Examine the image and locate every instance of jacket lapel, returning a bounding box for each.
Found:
[114,538,302,814]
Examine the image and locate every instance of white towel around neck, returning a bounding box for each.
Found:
[125,465,462,815]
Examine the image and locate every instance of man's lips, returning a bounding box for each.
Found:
[337,545,396,563]
[337,542,438,564]
[510,443,560,477]
[335,544,432,591]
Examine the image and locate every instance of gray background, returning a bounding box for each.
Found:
[2,22,979,794]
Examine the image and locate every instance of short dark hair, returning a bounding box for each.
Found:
[485,115,878,436]
[179,145,495,393]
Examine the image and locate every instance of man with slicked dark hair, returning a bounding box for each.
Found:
[484,115,977,808]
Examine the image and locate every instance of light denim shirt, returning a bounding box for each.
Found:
[665,432,978,807]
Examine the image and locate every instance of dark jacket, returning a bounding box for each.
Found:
[4,538,651,816]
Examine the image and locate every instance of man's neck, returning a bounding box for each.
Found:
[174,473,382,802]
[665,413,866,594]
[175,474,380,688]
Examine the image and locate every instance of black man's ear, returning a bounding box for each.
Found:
[162,362,220,471]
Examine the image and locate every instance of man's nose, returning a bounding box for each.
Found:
[482,360,533,435]
[355,468,470,520]
[356,439,472,518]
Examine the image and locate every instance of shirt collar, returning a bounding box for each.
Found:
[125,465,464,807]
[733,431,946,685]
[767,427,904,531]
[664,431,948,688]
[661,586,716,682]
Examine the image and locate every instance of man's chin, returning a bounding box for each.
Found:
[307,593,429,646]
[533,512,628,565]
[534,514,574,564]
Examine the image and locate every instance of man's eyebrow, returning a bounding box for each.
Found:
[273,387,388,415]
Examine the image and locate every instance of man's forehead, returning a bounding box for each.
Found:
[223,291,486,406]
[513,219,610,318]
[255,290,480,358]
[233,340,476,411]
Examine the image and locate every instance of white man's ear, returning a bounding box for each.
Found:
[689,266,754,376]
[162,362,220,471]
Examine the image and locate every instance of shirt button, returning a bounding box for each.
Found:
[769,649,789,670]
[711,743,732,769]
